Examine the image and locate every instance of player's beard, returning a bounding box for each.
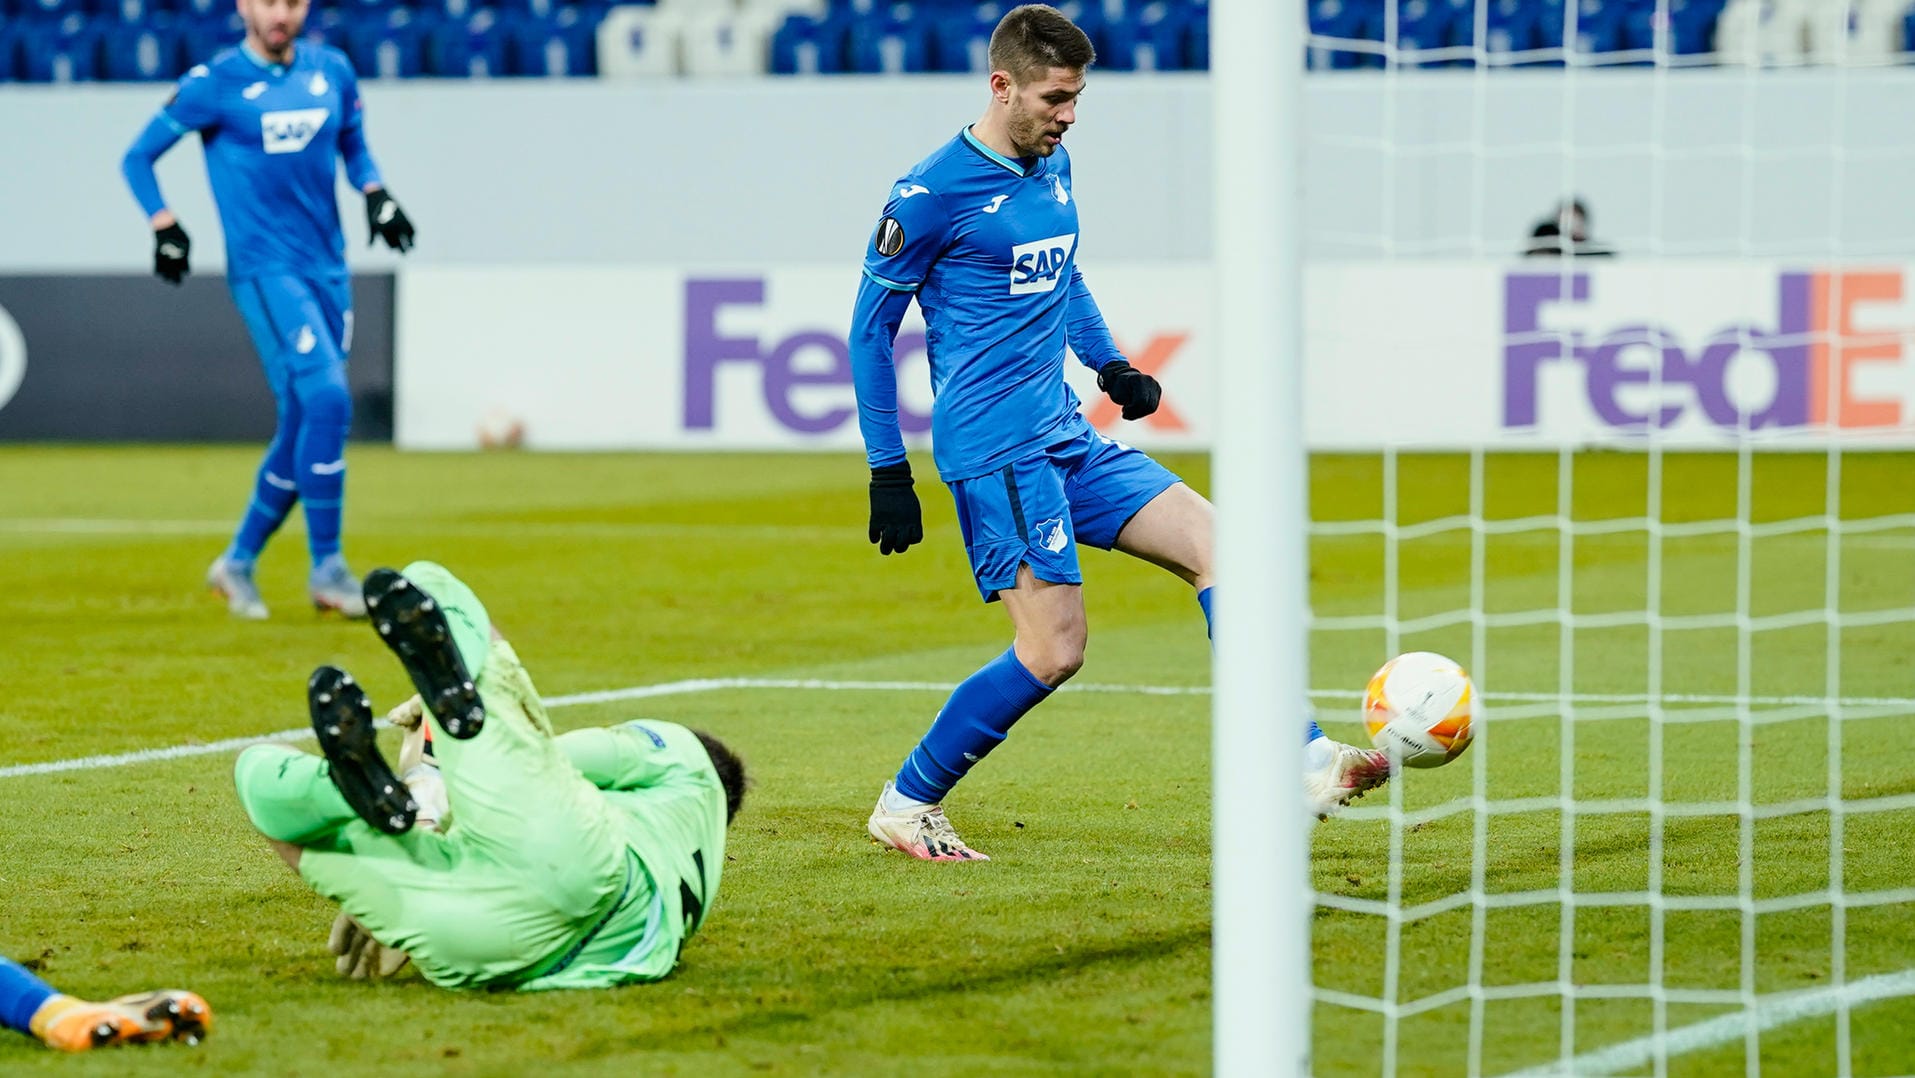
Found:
[246,11,301,61]
[1006,102,1062,158]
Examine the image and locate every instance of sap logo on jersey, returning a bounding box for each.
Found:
[1009,233,1077,296]
[261,108,328,154]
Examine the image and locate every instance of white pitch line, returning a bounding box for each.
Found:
[1502,969,1915,1077]
[3,678,1912,781]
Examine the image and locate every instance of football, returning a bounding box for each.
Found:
[1362,651,1477,769]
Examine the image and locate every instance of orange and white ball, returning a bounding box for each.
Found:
[1362,651,1476,769]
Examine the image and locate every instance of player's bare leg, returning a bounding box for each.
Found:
[1113,482,1391,817]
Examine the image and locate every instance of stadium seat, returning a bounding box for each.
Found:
[681,10,775,76]
[0,27,19,82]
[97,0,178,23]
[928,12,990,72]
[179,14,242,65]
[596,4,682,77]
[507,15,598,75]
[345,15,430,79]
[424,12,509,76]
[844,6,932,73]
[1102,4,1193,72]
[100,22,182,79]
[13,17,104,81]
[768,12,847,72]
[173,0,224,21]
[1307,0,1375,71]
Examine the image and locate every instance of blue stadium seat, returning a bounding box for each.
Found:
[1102,5,1193,72]
[345,17,430,78]
[1636,0,1722,56]
[928,14,989,72]
[424,12,509,76]
[100,22,183,79]
[16,0,84,18]
[94,0,178,23]
[1185,5,1207,69]
[770,14,848,73]
[508,15,596,75]
[179,14,242,65]
[1307,0,1375,71]
[1391,0,1456,67]
[13,18,104,81]
[0,27,19,82]
[1473,0,1540,64]
[173,0,224,22]
[845,9,932,74]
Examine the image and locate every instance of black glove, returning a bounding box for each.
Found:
[365,188,415,252]
[1097,359,1161,421]
[867,462,923,556]
[153,222,190,285]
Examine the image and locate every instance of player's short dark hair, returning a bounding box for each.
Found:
[693,729,748,825]
[990,4,1096,84]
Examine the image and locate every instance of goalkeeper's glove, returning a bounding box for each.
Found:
[867,462,923,556]
[364,188,415,253]
[153,223,190,285]
[1096,359,1161,421]
[328,914,411,980]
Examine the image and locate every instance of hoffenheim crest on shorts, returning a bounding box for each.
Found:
[1033,518,1069,554]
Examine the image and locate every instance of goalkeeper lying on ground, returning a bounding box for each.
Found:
[234,561,746,990]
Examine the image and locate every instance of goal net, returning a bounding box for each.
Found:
[1289,3,1915,1075]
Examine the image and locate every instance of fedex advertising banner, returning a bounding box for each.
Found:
[395,266,1206,451]
[395,263,1915,451]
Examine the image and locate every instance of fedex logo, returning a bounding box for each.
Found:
[681,277,1189,436]
[683,278,930,435]
[1010,233,1077,296]
[1504,270,1909,432]
[261,108,327,155]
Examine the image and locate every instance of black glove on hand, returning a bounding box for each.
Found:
[365,189,415,252]
[1097,359,1162,421]
[153,223,190,285]
[868,462,923,556]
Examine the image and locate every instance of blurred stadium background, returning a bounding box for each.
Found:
[4,1,1915,1075]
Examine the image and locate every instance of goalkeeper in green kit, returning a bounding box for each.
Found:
[233,561,746,990]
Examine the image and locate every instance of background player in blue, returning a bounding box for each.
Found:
[851,5,1393,861]
[120,0,416,621]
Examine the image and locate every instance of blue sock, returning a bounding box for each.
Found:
[1199,587,1323,743]
[293,369,352,565]
[894,647,1053,804]
[230,433,299,562]
[0,958,56,1036]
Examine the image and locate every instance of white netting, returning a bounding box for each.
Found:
[1297,3,1915,1075]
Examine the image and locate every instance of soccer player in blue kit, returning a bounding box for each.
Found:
[121,0,415,621]
[852,5,1392,861]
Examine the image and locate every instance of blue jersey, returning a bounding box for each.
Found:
[851,127,1124,481]
[123,43,381,281]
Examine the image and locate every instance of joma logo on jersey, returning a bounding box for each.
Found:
[1008,233,1077,296]
[260,108,328,154]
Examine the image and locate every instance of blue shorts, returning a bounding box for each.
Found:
[230,275,352,399]
[948,428,1180,602]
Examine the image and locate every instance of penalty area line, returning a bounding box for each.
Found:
[1501,968,1915,1077]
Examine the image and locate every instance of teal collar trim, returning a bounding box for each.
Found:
[962,126,1032,177]
[239,42,291,77]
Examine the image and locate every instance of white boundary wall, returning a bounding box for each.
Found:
[8,70,1915,272]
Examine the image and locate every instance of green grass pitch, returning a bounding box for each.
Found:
[0,446,1910,1077]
